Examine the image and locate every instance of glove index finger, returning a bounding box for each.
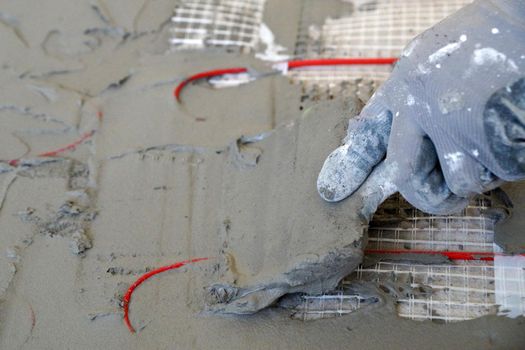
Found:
[317,98,393,202]
[353,160,399,221]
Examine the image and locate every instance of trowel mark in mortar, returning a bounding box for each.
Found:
[0,104,74,131]
[17,193,95,256]
[0,12,29,47]
[91,0,170,37]
[0,258,17,297]
[0,172,17,213]
[107,266,154,276]
[22,301,36,345]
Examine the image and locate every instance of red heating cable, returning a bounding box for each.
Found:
[7,130,96,167]
[174,67,248,102]
[6,109,103,166]
[122,257,210,334]
[173,57,398,103]
[364,249,525,261]
[287,57,398,69]
[38,130,95,158]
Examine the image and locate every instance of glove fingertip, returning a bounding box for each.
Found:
[317,144,369,202]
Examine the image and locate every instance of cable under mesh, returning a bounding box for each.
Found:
[291,194,525,322]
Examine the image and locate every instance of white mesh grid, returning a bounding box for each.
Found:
[292,293,363,320]
[290,0,472,87]
[170,0,266,50]
[367,194,502,253]
[294,195,525,322]
[355,261,499,321]
[321,0,471,57]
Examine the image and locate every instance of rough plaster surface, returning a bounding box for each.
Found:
[0,0,524,349]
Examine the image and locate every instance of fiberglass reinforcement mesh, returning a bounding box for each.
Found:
[290,0,472,86]
[293,194,525,322]
[169,0,266,51]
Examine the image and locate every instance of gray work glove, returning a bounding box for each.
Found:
[317,0,525,215]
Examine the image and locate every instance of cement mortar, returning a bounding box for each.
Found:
[0,1,524,349]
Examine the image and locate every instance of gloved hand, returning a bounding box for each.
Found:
[317,0,525,215]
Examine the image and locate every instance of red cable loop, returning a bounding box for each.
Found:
[173,57,398,103]
[174,67,248,102]
[123,257,210,334]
